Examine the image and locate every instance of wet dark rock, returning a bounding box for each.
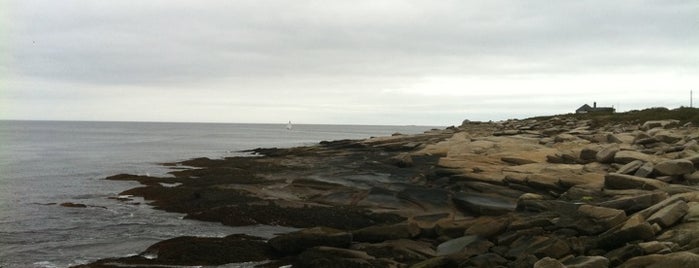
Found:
[76,234,275,267]
[433,218,476,239]
[350,239,436,264]
[269,227,352,255]
[60,202,87,208]
[436,235,489,256]
[410,256,455,268]
[452,192,517,216]
[396,186,452,211]
[464,216,510,238]
[509,213,557,231]
[147,234,274,265]
[457,252,508,267]
[506,235,571,259]
[352,222,421,243]
[389,153,414,168]
[511,254,539,268]
[296,246,400,268]
[497,227,546,246]
[187,202,404,230]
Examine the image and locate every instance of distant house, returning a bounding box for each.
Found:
[576,102,615,114]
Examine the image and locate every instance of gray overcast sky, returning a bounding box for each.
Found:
[1,0,697,125]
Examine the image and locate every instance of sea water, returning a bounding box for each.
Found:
[0,120,436,268]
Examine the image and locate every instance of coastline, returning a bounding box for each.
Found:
[77,113,699,267]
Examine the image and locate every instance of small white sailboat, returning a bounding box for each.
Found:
[286,121,293,130]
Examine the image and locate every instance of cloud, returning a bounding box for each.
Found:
[2,0,698,124]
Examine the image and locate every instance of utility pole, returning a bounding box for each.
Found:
[692,90,694,108]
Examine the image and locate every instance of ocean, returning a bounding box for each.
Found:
[0,120,437,268]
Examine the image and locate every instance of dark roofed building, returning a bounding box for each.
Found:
[576,102,615,114]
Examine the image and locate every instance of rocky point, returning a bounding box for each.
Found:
[76,109,699,267]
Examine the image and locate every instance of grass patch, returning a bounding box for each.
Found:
[529,107,699,127]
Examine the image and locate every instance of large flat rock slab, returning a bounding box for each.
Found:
[452,192,517,216]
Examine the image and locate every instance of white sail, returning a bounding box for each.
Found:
[286,121,292,130]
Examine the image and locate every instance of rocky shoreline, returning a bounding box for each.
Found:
[77,113,699,267]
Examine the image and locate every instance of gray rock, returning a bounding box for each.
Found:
[647,200,689,228]
[580,147,601,162]
[464,216,510,238]
[614,150,655,164]
[683,202,699,222]
[351,239,436,264]
[563,255,610,268]
[617,160,644,175]
[596,214,656,250]
[352,222,421,243]
[656,222,699,246]
[458,253,508,267]
[654,159,696,176]
[605,244,644,267]
[596,145,620,163]
[506,235,571,259]
[638,241,678,254]
[684,154,699,165]
[633,132,653,144]
[607,133,624,143]
[546,153,579,164]
[410,256,453,268]
[577,204,627,229]
[604,173,668,190]
[452,192,517,216]
[436,235,493,256]
[534,257,565,268]
[634,162,655,178]
[635,137,660,145]
[653,130,683,144]
[619,251,699,268]
[511,254,539,268]
[598,191,668,213]
[684,140,699,151]
[434,219,475,238]
[685,171,699,184]
[641,120,680,130]
[554,133,578,143]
